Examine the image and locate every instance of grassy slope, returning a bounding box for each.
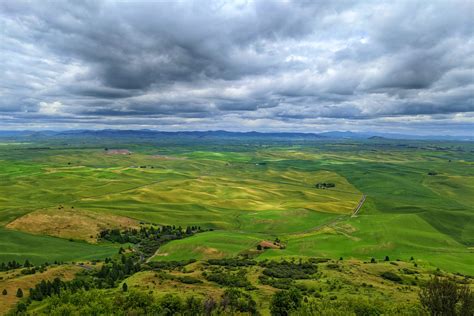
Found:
[0,228,119,264]
[0,139,472,274]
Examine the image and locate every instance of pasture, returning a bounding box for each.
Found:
[0,137,473,275]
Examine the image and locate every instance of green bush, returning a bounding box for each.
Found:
[381,271,402,283]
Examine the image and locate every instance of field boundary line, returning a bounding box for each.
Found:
[351,194,366,217]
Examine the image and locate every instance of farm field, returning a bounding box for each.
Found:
[0,135,473,314]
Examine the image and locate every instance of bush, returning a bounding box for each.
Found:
[221,288,258,315]
[270,288,302,316]
[205,270,253,288]
[261,261,317,279]
[259,274,294,289]
[381,272,402,283]
[419,277,474,316]
[176,276,202,284]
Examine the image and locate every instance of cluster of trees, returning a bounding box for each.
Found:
[314,182,335,189]
[99,225,202,244]
[0,259,36,271]
[25,255,140,306]
[95,255,141,288]
[100,225,205,258]
[17,287,259,316]
[0,259,53,276]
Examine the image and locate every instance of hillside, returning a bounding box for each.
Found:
[0,136,473,314]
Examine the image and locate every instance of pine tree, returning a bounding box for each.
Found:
[2,289,7,295]
[122,282,128,292]
[16,288,23,298]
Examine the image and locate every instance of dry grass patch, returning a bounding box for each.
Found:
[0,265,81,314]
[7,208,139,243]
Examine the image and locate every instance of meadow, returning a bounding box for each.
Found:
[0,137,473,275]
[0,135,473,314]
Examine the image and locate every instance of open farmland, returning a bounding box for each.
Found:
[0,135,473,315]
[0,136,472,273]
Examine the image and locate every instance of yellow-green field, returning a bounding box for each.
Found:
[0,138,473,275]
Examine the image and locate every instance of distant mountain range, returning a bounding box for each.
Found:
[0,129,472,141]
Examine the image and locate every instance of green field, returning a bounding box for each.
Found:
[0,137,473,275]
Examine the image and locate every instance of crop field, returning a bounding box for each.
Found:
[0,136,473,277]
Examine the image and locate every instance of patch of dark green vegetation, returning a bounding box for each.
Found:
[258,260,318,290]
[0,260,55,274]
[380,271,403,283]
[315,182,335,189]
[15,288,259,316]
[100,225,205,258]
[204,269,254,289]
[207,258,257,267]
[28,255,140,301]
[260,260,318,279]
[146,259,197,271]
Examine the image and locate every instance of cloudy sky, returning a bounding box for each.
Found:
[1,0,473,134]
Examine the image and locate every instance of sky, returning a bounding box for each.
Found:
[1,0,473,135]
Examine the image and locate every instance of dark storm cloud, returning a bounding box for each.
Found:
[0,0,473,134]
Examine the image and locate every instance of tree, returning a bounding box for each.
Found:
[384,256,390,261]
[16,288,23,298]
[257,244,263,251]
[204,296,217,315]
[2,289,6,295]
[160,294,182,316]
[122,282,128,292]
[185,296,202,315]
[370,258,376,263]
[270,288,302,316]
[419,277,474,315]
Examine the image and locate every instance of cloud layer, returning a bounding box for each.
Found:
[1,0,473,134]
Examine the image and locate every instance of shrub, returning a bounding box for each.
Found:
[381,272,402,283]
[205,270,252,288]
[419,277,474,316]
[221,288,258,315]
[261,261,317,279]
[270,288,302,316]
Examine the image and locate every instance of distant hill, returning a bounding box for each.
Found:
[0,129,472,141]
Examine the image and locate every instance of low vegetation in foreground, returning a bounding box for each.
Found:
[2,254,473,315]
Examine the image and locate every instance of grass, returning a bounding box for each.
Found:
[121,257,465,315]
[150,231,263,261]
[7,207,139,243]
[0,228,120,264]
[0,138,473,275]
[0,265,82,312]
